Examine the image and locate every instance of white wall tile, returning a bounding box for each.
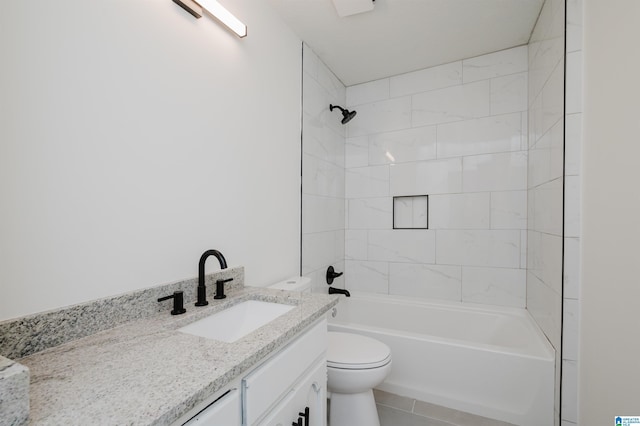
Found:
[436,230,521,268]
[437,113,522,158]
[541,60,565,136]
[563,237,581,300]
[528,118,564,187]
[463,151,527,192]
[565,113,582,176]
[528,178,563,236]
[317,60,346,103]
[369,126,437,165]
[346,78,390,107]
[490,72,528,115]
[461,267,526,307]
[566,51,583,114]
[345,260,389,294]
[528,92,543,147]
[303,153,345,198]
[520,230,527,269]
[563,299,580,361]
[345,165,389,198]
[566,0,583,53]
[302,43,319,79]
[561,360,578,423]
[302,230,345,274]
[529,39,564,104]
[303,72,329,118]
[368,230,436,263]
[527,271,562,350]
[463,46,528,83]
[303,112,345,167]
[389,263,461,301]
[490,190,527,229]
[348,197,392,229]
[347,96,412,137]
[389,61,462,97]
[564,176,581,238]
[520,112,529,151]
[528,231,563,295]
[412,80,491,127]
[345,135,368,168]
[303,195,344,233]
[430,193,490,229]
[345,230,367,260]
[390,158,462,196]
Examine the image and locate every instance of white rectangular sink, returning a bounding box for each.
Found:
[178,300,294,342]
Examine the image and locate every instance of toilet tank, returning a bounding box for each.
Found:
[268,276,312,293]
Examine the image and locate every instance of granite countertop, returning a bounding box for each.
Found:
[17,287,338,426]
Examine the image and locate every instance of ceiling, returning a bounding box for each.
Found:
[267,0,544,86]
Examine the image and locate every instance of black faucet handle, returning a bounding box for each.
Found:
[158,291,187,315]
[326,265,343,284]
[214,278,233,300]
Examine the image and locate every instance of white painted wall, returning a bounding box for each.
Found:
[0,0,302,320]
[579,1,640,424]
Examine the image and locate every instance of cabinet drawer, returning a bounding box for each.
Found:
[243,319,327,425]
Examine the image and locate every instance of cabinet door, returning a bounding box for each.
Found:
[183,388,241,426]
[257,359,327,426]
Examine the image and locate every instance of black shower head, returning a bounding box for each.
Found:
[330,104,357,125]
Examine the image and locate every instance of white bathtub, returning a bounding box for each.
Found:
[327,292,554,426]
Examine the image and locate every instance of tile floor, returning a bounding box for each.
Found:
[374,389,515,426]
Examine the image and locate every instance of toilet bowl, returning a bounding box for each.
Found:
[327,331,392,426]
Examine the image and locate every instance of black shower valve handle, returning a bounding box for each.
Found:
[326,265,343,284]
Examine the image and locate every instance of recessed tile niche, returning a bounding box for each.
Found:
[393,195,429,229]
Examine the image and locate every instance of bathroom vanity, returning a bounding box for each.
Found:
[176,320,327,426]
[0,267,338,426]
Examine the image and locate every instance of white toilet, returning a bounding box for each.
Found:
[327,331,391,426]
[269,277,392,426]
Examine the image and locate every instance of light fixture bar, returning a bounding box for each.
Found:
[172,0,247,38]
[197,0,247,38]
[173,0,203,18]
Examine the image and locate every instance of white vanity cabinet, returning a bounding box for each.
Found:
[173,318,327,426]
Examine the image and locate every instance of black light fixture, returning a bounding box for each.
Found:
[329,104,357,125]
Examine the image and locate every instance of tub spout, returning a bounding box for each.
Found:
[329,287,350,297]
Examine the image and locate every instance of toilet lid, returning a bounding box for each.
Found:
[327,332,392,369]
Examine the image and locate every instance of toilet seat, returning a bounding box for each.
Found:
[327,332,391,370]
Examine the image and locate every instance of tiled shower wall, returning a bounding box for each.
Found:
[526,0,565,422]
[301,43,346,292]
[343,46,529,308]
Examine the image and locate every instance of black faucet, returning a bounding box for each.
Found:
[328,287,350,297]
[196,249,227,306]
